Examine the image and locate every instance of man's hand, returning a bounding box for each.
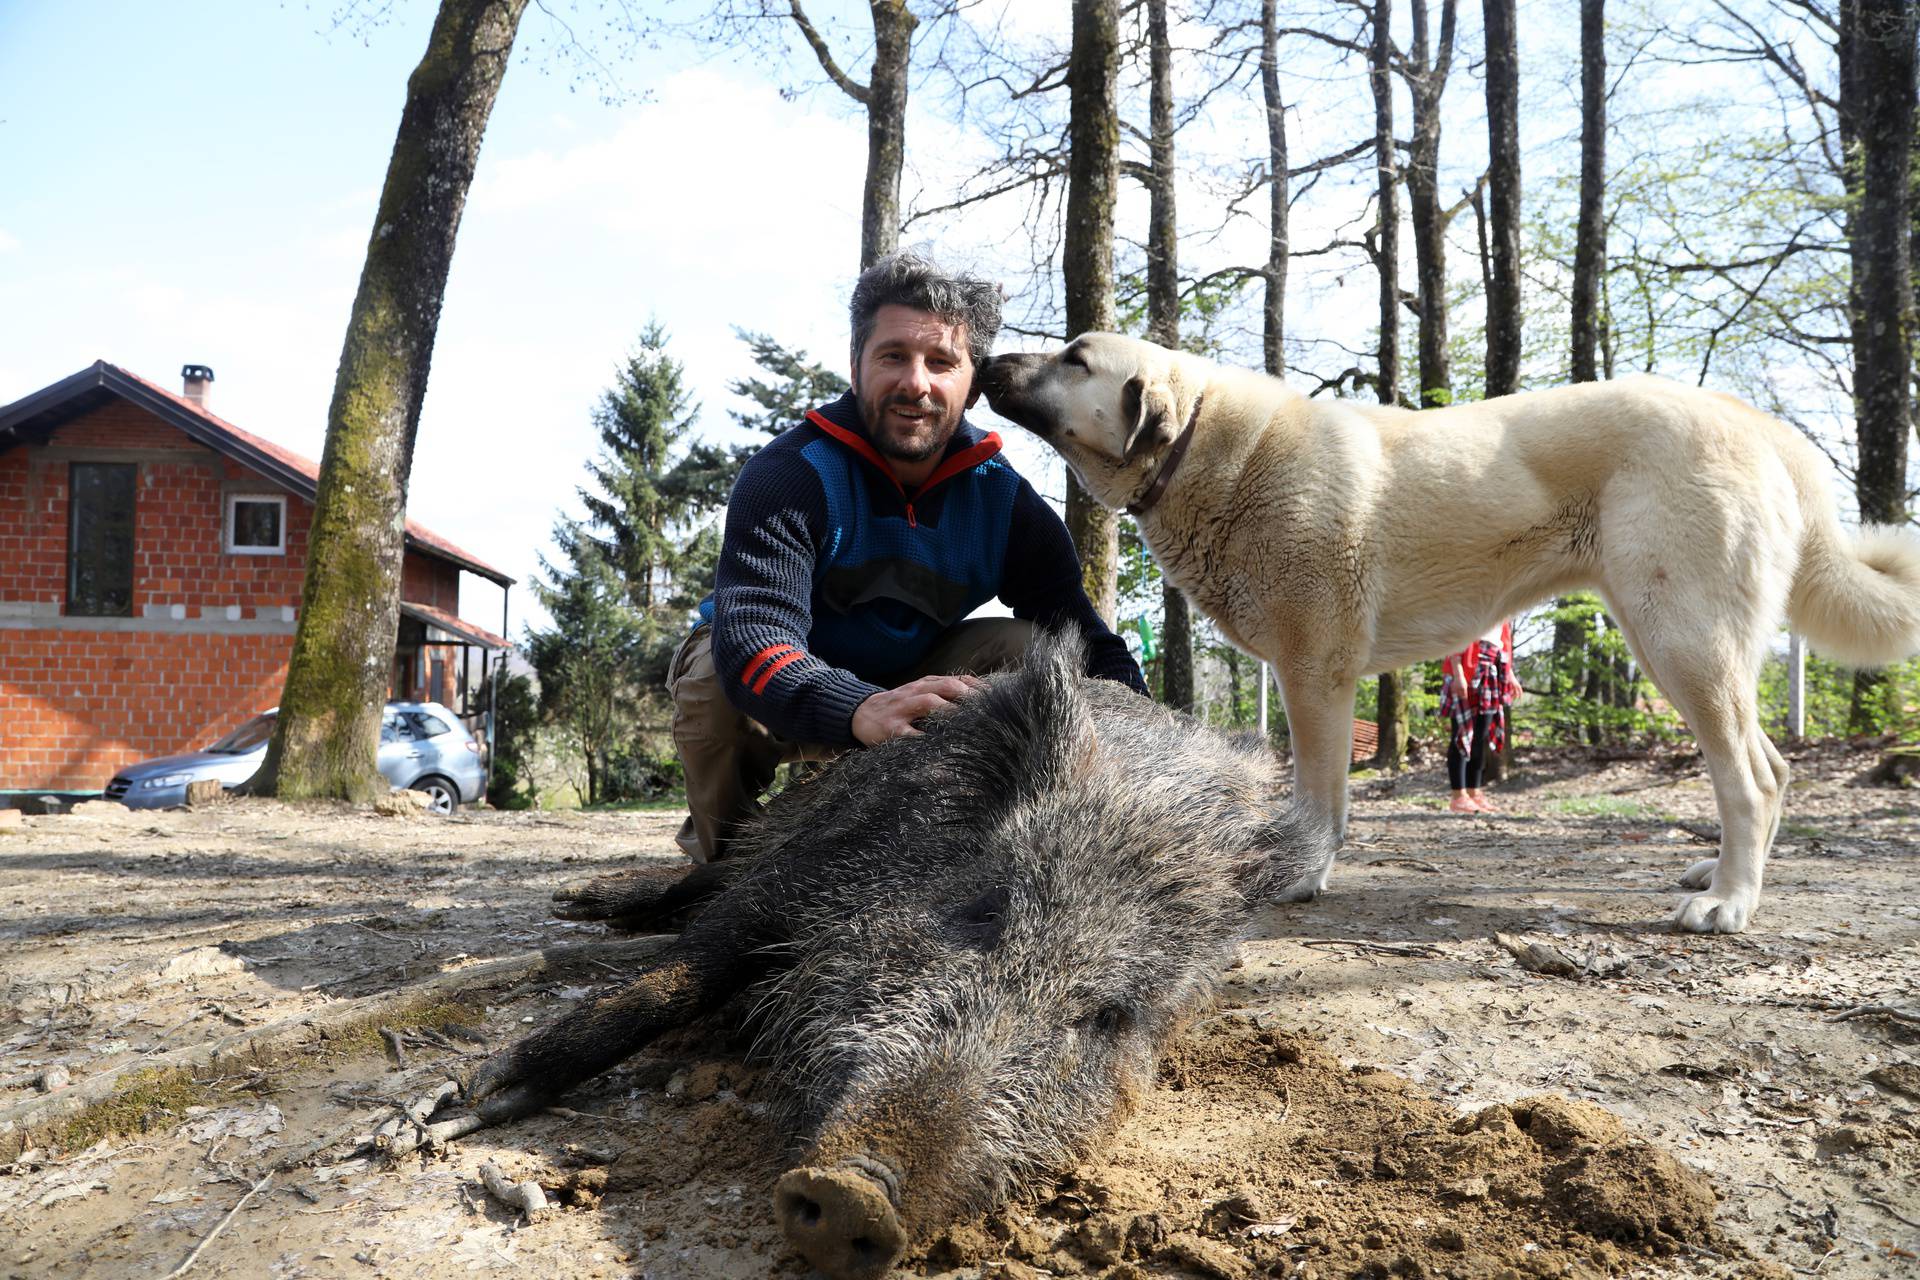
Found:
[1450,672,1470,702]
[852,674,988,746]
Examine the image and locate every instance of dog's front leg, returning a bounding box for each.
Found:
[1273,674,1356,901]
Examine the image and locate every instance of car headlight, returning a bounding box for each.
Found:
[140,773,193,788]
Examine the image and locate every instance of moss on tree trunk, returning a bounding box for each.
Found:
[1065,0,1121,625]
[260,0,529,802]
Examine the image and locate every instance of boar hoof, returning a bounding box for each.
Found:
[775,1164,908,1280]
[467,1055,552,1122]
[551,878,631,920]
[1275,863,1333,903]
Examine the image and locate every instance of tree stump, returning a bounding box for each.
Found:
[1865,750,1920,787]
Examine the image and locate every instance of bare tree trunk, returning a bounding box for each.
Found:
[1481,0,1519,772]
[1569,0,1606,385]
[1370,0,1409,771]
[1482,0,1521,398]
[1145,0,1178,352]
[1845,0,1917,731]
[1847,0,1915,528]
[1065,0,1121,624]
[1551,0,1609,750]
[261,0,529,802]
[863,2,914,268]
[1404,0,1458,409]
[1261,0,1289,379]
[1371,0,1401,406]
[1145,0,1193,713]
[787,1,916,269]
[779,2,916,267]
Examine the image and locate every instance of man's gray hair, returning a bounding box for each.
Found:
[849,252,1003,369]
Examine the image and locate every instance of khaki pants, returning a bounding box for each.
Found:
[670,618,1036,862]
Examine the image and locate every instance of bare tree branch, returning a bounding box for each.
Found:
[787,0,869,103]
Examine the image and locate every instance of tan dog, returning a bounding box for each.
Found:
[977,334,1920,933]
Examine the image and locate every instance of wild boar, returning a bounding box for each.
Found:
[468,633,1326,1279]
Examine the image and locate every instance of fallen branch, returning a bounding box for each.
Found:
[162,1170,273,1278]
[0,934,673,1161]
[1866,1196,1920,1229]
[371,1080,487,1159]
[1363,857,1442,873]
[1492,932,1626,978]
[1297,938,1444,958]
[1825,1004,1920,1027]
[378,1111,485,1159]
[478,1161,549,1220]
[406,1080,459,1126]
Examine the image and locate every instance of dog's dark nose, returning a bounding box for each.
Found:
[974,355,1015,397]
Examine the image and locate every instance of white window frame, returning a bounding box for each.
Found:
[226,493,288,556]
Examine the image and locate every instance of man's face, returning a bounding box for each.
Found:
[852,304,980,467]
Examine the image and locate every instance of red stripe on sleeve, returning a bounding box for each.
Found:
[751,649,807,695]
[741,643,795,687]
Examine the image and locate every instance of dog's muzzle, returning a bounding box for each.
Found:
[975,354,1052,435]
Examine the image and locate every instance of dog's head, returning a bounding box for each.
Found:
[975,333,1189,510]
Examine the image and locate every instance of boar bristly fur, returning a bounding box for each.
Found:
[469,632,1328,1279]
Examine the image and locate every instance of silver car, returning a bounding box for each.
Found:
[103,701,485,814]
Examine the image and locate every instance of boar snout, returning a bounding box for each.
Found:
[775,1162,909,1280]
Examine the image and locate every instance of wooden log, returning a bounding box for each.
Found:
[0,933,673,1160]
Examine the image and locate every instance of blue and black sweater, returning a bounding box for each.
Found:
[698,392,1147,745]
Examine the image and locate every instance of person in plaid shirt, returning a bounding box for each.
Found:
[1441,620,1522,813]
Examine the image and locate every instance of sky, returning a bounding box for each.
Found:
[1,1,950,641]
[2,0,1463,645]
[0,0,1807,652]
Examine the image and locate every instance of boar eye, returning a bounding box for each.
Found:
[1061,349,1087,370]
[952,886,1010,948]
[1080,1003,1134,1037]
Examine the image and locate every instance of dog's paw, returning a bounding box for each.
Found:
[1678,857,1717,890]
[1671,887,1755,934]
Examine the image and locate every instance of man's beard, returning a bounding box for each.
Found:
[855,389,963,467]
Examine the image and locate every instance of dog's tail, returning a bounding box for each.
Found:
[1787,480,1920,668]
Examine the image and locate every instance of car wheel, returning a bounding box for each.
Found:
[412,776,459,816]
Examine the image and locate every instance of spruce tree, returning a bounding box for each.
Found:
[661,331,849,601]
[527,525,651,806]
[578,323,702,610]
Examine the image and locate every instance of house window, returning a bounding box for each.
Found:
[68,462,137,617]
[227,494,286,555]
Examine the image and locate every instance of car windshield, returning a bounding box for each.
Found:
[208,714,276,754]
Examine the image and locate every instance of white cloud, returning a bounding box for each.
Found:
[0,226,19,253]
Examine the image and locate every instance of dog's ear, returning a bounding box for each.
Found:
[1121,375,1178,462]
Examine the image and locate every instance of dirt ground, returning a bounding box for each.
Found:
[2,739,1916,1280]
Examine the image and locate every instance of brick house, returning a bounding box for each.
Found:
[0,361,512,793]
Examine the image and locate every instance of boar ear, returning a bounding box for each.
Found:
[1232,802,1337,903]
[938,628,1095,809]
[1121,376,1178,462]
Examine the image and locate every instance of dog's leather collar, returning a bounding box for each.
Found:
[1125,391,1204,518]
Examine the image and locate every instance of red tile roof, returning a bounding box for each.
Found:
[107,364,510,586]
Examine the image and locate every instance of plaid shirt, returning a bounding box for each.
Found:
[1441,628,1516,758]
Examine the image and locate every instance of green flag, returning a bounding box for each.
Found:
[1134,615,1157,661]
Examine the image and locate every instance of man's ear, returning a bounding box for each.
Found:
[1121,375,1178,461]
[965,374,983,410]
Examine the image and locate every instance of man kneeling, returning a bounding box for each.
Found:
[672,251,1146,863]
